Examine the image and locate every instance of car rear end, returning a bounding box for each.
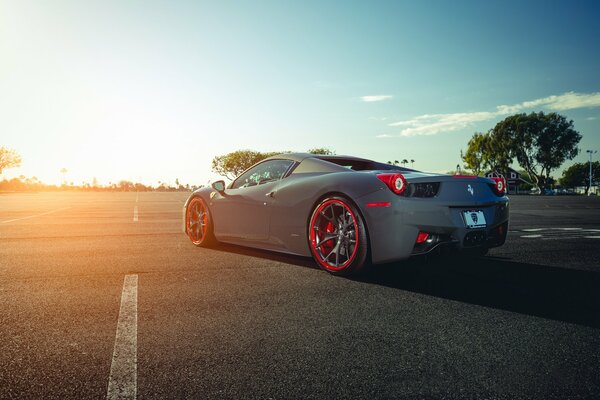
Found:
[358,172,509,264]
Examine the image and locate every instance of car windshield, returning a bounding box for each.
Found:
[231,159,294,189]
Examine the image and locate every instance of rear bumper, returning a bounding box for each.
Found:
[410,220,508,256]
[359,193,509,264]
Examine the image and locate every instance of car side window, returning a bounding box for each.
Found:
[231,160,294,189]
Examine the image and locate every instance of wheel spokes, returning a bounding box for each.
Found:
[188,200,208,242]
[316,232,337,247]
[312,201,358,269]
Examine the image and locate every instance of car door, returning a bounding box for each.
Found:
[210,159,294,242]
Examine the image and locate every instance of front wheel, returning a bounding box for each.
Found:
[308,196,369,276]
[186,197,217,247]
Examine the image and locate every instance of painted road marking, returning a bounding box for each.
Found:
[107,274,138,400]
[1,207,71,224]
[133,206,138,222]
[516,227,600,240]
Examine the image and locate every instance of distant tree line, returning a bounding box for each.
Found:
[0,177,202,192]
[386,159,415,168]
[0,146,205,192]
[560,161,600,195]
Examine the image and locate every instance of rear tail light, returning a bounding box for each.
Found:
[377,173,407,195]
[490,177,506,196]
[377,174,440,197]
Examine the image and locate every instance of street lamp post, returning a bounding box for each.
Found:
[586,150,597,195]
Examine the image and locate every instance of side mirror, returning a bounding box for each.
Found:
[211,180,226,193]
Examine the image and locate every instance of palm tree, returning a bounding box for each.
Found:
[410,159,415,168]
[401,159,408,167]
[60,168,68,185]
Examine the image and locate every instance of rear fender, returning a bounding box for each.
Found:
[268,173,383,256]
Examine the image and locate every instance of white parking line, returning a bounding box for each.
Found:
[517,227,600,240]
[107,274,138,400]
[1,207,71,224]
[133,206,138,222]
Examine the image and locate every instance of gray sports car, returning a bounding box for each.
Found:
[184,153,509,275]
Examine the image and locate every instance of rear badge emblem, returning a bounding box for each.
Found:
[467,184,474,196]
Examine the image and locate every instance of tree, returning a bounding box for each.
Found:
[561,161,600,194]
[462,132,489,175]
[410,159,415,168]
[463,130,514,175]
[486,129,515,174]
[307,147,335,155]
[401,159,408,167]
[0,147,22,175]
[118,180,135,191]
[211,150,281,180]
[492,112,581,192]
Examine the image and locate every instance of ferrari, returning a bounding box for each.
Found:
[184,153,509,275]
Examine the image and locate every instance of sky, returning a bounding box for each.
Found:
[1,0,599,186]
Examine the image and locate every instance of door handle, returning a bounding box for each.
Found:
[266,191,276,198]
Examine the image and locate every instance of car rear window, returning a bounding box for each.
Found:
[318,157,410,172]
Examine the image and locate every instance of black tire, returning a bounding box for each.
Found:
[308,196,369,276]
[185,197,217,247]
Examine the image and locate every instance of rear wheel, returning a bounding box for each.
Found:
[309,196,368,276]
[186,197,217,247]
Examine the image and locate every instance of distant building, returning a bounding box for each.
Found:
[485,168,527,194]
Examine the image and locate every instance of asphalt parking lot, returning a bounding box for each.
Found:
[1,192,599,399]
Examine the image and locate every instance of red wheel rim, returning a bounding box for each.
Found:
[310,199,359,271]
[186,198,208,245]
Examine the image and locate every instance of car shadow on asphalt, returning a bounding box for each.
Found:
[213,243,600,329]
[360,256,600,329]
[212,242,319,269]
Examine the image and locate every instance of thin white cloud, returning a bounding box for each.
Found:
[382,91,600,137]
[361,95,393,102]
[388,112,495,137]
[520,92,600,111]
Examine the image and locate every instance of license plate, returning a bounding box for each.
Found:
[463,210,486,229]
